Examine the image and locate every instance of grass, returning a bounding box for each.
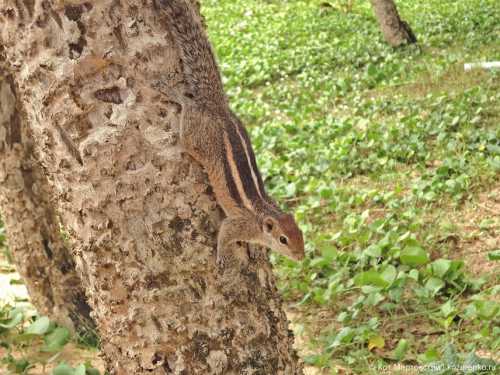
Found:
[1,0,500,374]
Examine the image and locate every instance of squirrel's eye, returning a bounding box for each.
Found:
[266,222,273,232]
[279,236,288,245]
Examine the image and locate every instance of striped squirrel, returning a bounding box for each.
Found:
[157,0,304,268]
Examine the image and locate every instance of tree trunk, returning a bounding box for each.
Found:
[0,1,302,374]
[0,72,95,334]
[370,0,416,47]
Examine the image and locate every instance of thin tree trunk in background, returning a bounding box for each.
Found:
[0,72,95,334]
[370,0,417,47]
[0,1,302,374]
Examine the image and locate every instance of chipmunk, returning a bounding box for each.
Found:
[156,0,304,268]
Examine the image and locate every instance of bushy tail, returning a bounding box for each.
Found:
[157,0,226,105]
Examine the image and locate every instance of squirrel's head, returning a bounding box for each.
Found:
[262,214,304,261]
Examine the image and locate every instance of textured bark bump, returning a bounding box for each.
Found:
[1,1,302,374]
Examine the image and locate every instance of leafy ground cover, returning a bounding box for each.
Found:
[1,0,499,373]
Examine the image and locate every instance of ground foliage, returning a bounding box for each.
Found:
[0,305,99,375]
[0,0,499,374]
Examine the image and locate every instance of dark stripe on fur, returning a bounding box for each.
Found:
[232,114,267,198]
[225,122,261,205]
[221,141,243,206]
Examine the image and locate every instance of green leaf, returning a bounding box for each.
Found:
[363,244,382,258]
[425,277,445,296]
[393,339,409,361]
[26,316,51,335]
[75,364,86,375]
[419,347,439,363]
[320,244,337,263]
[336,327,355,344]
[354,270,389,288]
[43,327,71,352]
[430,259,451,278]
[86,368,101,375]
[0,308,24,329]
[367,63,377,77]
[440,300,455,318]
[364,292,385,306]
[400,245,429,267]
[487,250,500,261]
[83,362,100,375]
[3,355,31,373]
[52,363,75,375]
[474,300,499,320]
[447,260,464,277]
[408,269,419,281]
[380,265,397,286]
[327,327,355,349]
[302,353,331,367]
[337,312,349,323]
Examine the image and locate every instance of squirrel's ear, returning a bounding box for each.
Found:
[263,217,274,233]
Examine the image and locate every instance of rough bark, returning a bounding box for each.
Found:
[370,0,416,47]
[0,72,95,334]
[0,1,302,374]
